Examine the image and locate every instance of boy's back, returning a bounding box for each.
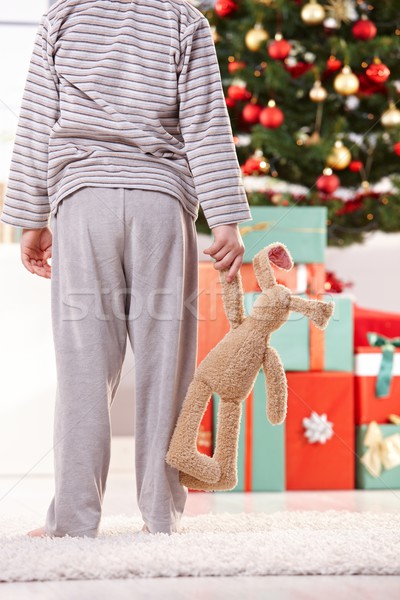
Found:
[0,0,252,231]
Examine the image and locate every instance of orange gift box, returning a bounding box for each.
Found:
[195,262,325,460]
[355,347,400,424]
[285,372,355,490]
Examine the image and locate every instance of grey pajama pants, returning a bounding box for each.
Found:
[44,186,199,537]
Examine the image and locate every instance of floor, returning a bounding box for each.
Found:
[1,473,400,598]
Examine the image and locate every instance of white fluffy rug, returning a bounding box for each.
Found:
[1,511,400,581]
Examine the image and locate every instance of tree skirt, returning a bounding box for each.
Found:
[1,510,400,581]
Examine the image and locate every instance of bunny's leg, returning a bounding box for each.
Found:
[263,347,288,425]
[166,376,221,483]
[212,398,243,485]
[179,398,243,491]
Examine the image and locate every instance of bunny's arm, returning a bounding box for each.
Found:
[219,267,246,329]
[262,347,287,425]
[289,295,334,330]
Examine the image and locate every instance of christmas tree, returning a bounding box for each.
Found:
[191,0,400,245]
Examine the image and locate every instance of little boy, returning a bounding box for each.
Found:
[0,0,252,537]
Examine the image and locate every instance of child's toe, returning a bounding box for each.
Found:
[26,526,47,537]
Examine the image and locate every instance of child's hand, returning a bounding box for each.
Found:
[20,226,52,279]
[203,223,245,283]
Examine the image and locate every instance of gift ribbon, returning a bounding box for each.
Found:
[239,222,325,237]
[309,292,325,371]
[360,421,400,478]
[244,388,254,492]
[367,332,400,398]
[389,414,400,425]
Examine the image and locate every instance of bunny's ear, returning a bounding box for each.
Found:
[253,242,293,291]
[268,243,293,271]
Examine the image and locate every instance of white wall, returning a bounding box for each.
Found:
[325,232,400,313]
[0,243,135,475]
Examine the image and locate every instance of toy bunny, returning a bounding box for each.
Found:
[165,242,334,491]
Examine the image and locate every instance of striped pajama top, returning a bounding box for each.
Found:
[0,0,253,230]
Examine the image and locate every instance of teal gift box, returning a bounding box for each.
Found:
[243,292,354,372]
[238,206,327,264]
[356,423,400,489]
[212,369,285,492]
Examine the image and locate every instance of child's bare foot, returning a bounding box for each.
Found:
[26,526,48,538]
[141,523,150,533]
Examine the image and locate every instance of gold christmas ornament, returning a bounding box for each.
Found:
[245,23,269,52]
[327,140,352,170]
[301,0,326,25]
[334,65,359,95]
[253,149,270,174]
[296,127,321,146]
[306,130,322,146]
[255,0,275,5]
[381,102,400,128]
[309,80,328,102]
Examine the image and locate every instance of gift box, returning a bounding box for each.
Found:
[238,206,327,264]
[212,368,285,492]
[356,422,400,489]
[286,372,355,490]
[354,304,400,347]
[355,344,400,424]
[243,293,354,372]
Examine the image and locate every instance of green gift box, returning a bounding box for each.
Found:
[243,293,354,372]
[238,206,327,264]
[356,423,400,489]
[212,369,285,492]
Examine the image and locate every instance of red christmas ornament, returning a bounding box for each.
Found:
[316,169,340,194]
[352,17,377,41]
[394,142,400,157]
[326,56,342,72]
[242,102,263,124]
[284,61,314,78]
[215,0,238,18]
[228,60,246,74]
[349,160,363,173]
[225,96,236,109]
[242,157,265,175]
[268,36,291,60]
[227,84,251,101]
[366,60,390,84]
[259,101,284,129]
[357,73,387,97]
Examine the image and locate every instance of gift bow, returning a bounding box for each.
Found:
[303,411,334,444]
[361,421,400,478]
[367,332,400,398]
